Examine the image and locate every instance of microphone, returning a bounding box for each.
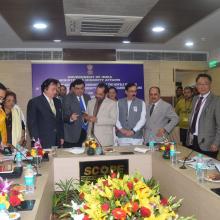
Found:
[12,145,42,176]
[179,149,194,169]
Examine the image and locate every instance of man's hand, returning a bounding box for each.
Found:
[156,128,166,137]
[210,144,218,152]
[60,139,64,147]
[119,128,128,135]
[126,130,135,137]
[89,116,97,123]
[70,113,79,121]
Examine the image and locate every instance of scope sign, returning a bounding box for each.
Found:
[79,159,129,183]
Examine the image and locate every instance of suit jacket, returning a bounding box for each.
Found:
[145,99,179,142]
[87,97,117,147]
[62,93,90,143]
[27,95,64,148]
[186,93,220,151]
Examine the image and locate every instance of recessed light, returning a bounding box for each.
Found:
[122,40,130,44]
[53,39,61,43]
[152,26,165,33]
[33,22,48,30]
[185,41,194,47]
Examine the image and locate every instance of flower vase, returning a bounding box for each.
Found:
[163,150,170,159]
[95,146,103,155]
[87,147,95,156]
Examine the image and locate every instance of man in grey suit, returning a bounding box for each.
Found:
[145,87,179,143]
[62,79,90,147]
[187,73,220,158]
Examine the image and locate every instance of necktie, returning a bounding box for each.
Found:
[190,96,204,134]
[79,96,86,112]
[150,104,155,116]
[79,96,87,131]
[49,99,56,116]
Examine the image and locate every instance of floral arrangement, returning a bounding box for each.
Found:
[0,177,24,210]
[66,173,195,220]
[83,136,102,155]
[83,137,99,149]
[26,139,45,157]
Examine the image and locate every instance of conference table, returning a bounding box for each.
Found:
[12,145,220,220]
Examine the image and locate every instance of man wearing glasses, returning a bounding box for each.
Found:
[187,73,220,159]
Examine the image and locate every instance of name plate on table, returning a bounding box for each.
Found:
[79,159,129,183]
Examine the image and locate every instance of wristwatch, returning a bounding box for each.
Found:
[131,129,136,134]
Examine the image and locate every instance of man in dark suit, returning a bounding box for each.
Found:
[62,79,90,147]
[27,78,64,149]
[187,73,220,158]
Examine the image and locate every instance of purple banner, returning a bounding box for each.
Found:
[32,63,144,99]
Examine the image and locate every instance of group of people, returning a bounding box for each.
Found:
[0,73,220,159]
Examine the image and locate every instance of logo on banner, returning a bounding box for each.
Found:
[86,64,94,75]
[79,159,129,183]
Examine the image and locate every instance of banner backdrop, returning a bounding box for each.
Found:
[32,63,144,99]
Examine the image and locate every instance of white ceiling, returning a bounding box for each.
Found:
[1,7,220,53]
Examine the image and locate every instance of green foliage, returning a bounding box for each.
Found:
[52,178,80,218]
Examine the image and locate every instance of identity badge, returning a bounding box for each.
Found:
[133,106,138,112]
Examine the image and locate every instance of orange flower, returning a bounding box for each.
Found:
[112,208,127,220]
[131,202,139,213]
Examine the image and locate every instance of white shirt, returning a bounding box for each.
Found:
[43,93,55,106]
[150,99,161,115]
[193,91,210,136]
[116,99,146,145]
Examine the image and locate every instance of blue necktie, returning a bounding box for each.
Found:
[79,96,87,130]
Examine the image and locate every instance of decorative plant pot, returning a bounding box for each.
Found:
[95,146,103,155]
[87,147,95,156]
[163,150,170,159]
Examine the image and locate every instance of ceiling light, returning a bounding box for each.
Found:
[185,41,194,47]
[122,40,130,44]
[53,39,61,43]
[152,26,165,33]
[33,22,48,30]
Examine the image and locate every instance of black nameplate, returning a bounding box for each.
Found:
[79,159,129,183]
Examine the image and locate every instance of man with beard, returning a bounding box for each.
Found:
[116,83,146,146]
[85,83,117,147]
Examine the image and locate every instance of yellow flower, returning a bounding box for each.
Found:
[31,149,37,157]
[123,202,132,216]
[115,200,121,207]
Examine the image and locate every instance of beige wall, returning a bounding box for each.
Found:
[176,71,199,88]
[208,66,220,96]
[0,61,32,118]
[143,61,208,101]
